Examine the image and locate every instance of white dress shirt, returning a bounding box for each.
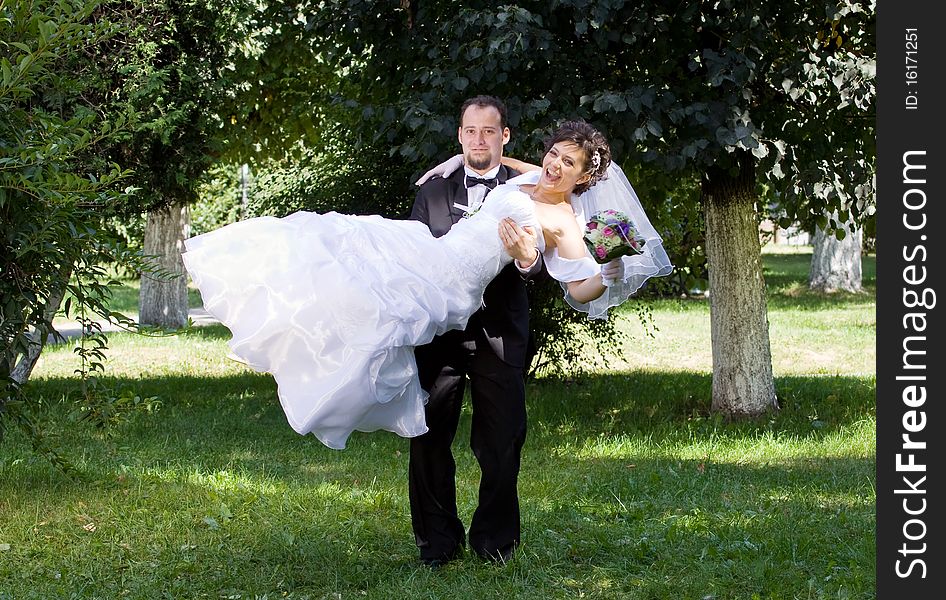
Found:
[463,164,502,213]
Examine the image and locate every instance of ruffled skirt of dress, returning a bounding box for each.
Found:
[182,211,470,449]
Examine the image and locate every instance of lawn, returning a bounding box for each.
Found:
[0,248,876,599]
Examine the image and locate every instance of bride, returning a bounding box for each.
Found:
[182,120,672,449]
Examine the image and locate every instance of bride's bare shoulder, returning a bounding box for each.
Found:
[515,184,536,197]
[535,202,581,240]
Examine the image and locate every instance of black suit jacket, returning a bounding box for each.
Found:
[409,166,540,368]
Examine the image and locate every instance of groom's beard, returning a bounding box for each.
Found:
[465,152,495,171]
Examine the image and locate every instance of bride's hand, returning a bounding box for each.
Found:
[499,218,539,266]
[414,154,464,186]
[600,258,624,286]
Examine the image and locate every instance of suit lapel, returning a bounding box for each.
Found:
[446,170,468,223]
[496,164,517,185]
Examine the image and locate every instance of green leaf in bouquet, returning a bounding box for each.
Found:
[585,237,646,264]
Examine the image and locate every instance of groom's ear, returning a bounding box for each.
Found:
[501,127,510,146]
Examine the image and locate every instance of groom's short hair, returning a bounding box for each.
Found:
[459,95,508,129]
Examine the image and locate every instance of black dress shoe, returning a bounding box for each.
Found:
[474,544,515,564]
[420,546,463,569]
[420,557,449,570]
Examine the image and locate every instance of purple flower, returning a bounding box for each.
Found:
[602,226,615,237]
[595,245,607,259]
[587,221,598,230]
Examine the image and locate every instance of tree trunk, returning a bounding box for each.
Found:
[9,279,69,387]
[702,158,778,416]
[809,214,863,293]
[140,202,190,328]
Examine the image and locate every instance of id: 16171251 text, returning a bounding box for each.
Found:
[905,28,918,110]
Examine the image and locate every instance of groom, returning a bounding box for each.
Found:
[408,95,541,567]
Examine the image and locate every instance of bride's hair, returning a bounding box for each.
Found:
[544,120,612,195]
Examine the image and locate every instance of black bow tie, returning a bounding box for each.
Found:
[465,175,499,190]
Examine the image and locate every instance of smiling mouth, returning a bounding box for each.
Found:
[544,167,562,183]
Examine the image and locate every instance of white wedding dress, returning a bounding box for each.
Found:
[182,168,672,450]
[183,185,543,449]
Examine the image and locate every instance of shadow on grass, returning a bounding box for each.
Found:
[11,369,874,486]
[762,252,876,282]
[187,322,232,337]
[516,454,875,597]
[527,371,874,438]
[1,262,878,597]
[765,288,876,312]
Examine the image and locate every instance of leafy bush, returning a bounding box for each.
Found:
[527,278,632,379]
[191,163,246,236]
[247,127,416,220]
[0,0,141,450]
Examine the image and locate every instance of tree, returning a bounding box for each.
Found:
[579,1,874,415]
[809,216,863,293]
[84,0,255,328]
[1,0,133,425]
[98,1,400,328]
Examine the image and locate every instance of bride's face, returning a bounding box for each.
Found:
[538,142,591,195]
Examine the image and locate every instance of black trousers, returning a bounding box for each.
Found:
[408,329,527,560]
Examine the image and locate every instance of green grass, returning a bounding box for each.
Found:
[1,248,876,599]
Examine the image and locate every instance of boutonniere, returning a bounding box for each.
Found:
[453,202,482,219]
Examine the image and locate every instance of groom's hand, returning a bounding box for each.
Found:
[500,218,539,268]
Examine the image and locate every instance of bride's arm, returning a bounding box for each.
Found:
[501,156,541,173]
[554,226,610,304]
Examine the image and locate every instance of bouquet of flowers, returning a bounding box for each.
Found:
[584,209,646,264]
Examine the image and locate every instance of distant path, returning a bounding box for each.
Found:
[48,307,220,344]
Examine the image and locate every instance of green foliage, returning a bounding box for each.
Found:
[526,277,626,379]
[0,0,181,463]
[625,164,708,296]
[191,163,246,236]
[247,127,416,219]
[87,0,252,210]
[70,383,162,433]
[257,0,874,375]
[100,213,146,276]
[526,275,661,379]
[0,0,133,412]
[2,0,254,402]
[221,3,340,162]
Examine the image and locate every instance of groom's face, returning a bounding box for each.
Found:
[458,105,510,173]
